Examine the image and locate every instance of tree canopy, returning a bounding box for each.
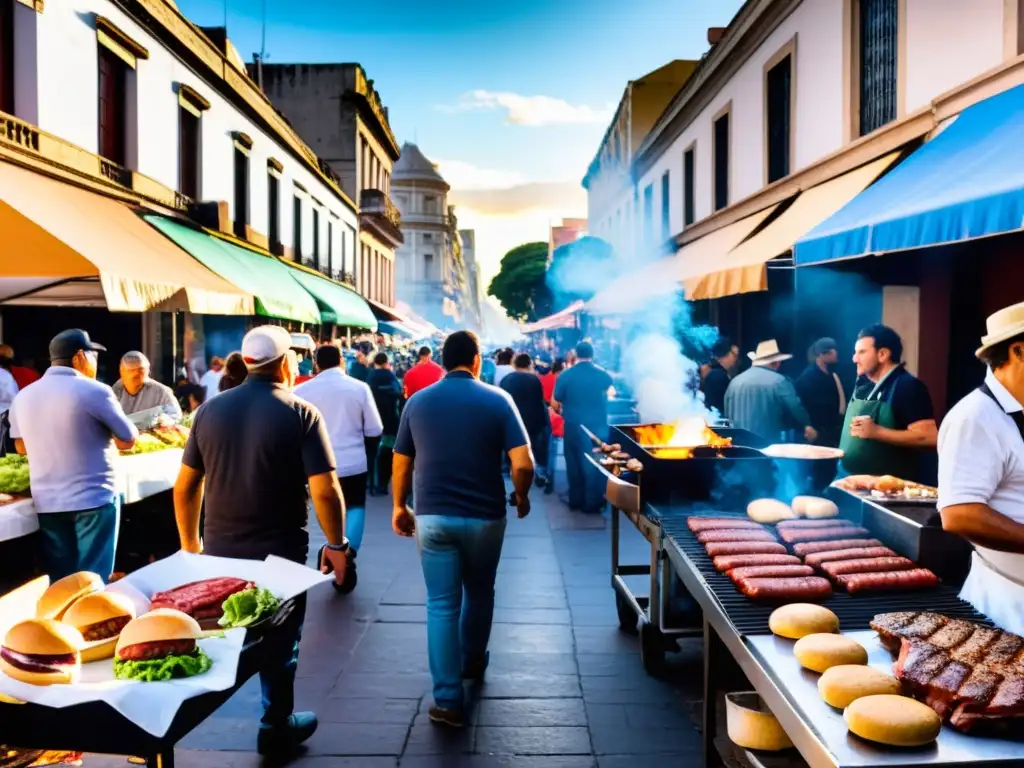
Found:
[487,242,554,322]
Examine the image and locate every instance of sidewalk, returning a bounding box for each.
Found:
[85,490,704,767]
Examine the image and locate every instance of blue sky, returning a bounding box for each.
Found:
[179,0,743,282]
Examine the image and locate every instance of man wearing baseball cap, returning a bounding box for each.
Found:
[8,329,138,581]
[173,324,348,756]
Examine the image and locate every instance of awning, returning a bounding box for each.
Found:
[687,151,902,298]
[395,301,442,337]
[286,265,377,330]
[379,320,429,339]
[144,215,321,324]
[795,83,1024,265]
[366,298,403,323]
[0,162,251,314]
[520,300,585,333]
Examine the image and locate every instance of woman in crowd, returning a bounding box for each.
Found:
[219,352,249,392]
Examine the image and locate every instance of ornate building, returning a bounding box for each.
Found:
[391,143,468,329]
[459,229,484,333]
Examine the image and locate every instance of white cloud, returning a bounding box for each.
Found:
[433,159,526,191]
[442,90,613,127]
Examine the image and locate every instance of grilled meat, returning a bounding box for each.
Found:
[837,568,939,594]
[696,529,778,544]
[712,554,802,572]
[950,626,1001,666]
[819,557,915,578]
[778,526,871,545]
[704,541,787,557]
[727,565,814,582]
[686,517,764,533]
[81,615,131,642]
[734,576,832,601]
[792,538,883,556]
[117,638,196,661]
[804,547,898,569]
[776,519,860,530]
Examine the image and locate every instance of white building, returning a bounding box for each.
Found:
[459,228,484,333]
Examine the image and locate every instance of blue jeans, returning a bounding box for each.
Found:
[339,473,368,552]
[37,498,120,582]
[260,593,306,727]
[415,514,507,710]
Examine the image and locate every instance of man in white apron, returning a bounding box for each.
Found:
[939,301,1024,634]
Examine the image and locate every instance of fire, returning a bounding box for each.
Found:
[633,417,732,459]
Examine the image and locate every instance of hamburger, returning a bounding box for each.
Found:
[36,572,104,621]
[62,591,136,663]
[113,609,212,682]
[0,619,83,686]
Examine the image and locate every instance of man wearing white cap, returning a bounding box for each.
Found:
[725,339,817,444]
[940,302,1024,634]
[172,324,349,756]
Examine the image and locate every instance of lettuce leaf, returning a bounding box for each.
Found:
[219,587,281,628]
[114,648,212,682]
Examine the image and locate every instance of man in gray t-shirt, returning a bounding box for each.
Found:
[112,351,182,420]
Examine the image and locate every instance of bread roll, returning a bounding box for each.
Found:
[844,694,941,746]
[769,604,839,639]
[747,498,796,524]
[818,665,901,708]
[792,496,839,519]
[793,633,868,673]
[874,475,906,494]
[725,693,793,751]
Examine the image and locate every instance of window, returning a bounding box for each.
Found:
[660,171,670,241]
[858,0,898,136]
[327,220,334,275]
[292,195,303,261]
[422,233,433,243]
[766,53,792,183]
[267,171,280,252]
[178,105,200,199]
[233,146,249,238]
[0,0,13,115]
[642,184,654,247]
[312,207,321,270]
[424,252,434,280]
[613,132,621,163]
[423,195,436,214]
[713,110,730,211]
[683,146,695,226]
[98,46,128,165]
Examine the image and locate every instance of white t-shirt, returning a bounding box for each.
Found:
[294,367,383,477]
[938,368,1024,578]
[494,364,514,387]
[199,369,223,398]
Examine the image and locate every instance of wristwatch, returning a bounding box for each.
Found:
[325,537,350,553]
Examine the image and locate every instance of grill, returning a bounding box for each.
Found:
[652,506,991,637]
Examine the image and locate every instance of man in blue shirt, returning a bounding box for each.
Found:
[392,330,534,728]
[552,341,613,514]
[9,329,138,581]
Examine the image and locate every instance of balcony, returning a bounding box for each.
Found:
[359,189,404,248]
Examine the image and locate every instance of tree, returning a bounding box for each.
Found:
[487,242,554,322]
[546,236,617,310]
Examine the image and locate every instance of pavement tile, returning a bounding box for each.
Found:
[304,722,410,755]
[375,603,427,623]
[487,622,575,653]
[403,722,476,755]
[493,590,568,610]
[589,724,700,755]
[179,716,255,751]
[400,758,595,768]
[576,653,645,677]
[597,756,700,768]
[83,752,399,767]
[477,672,582,698]
[566,586,616,607]
[333,671,432,698]
[318,696,420,724]
[491,606,572,624]
[475,726,592,755]
[580,675,684,705]
[476,698,588,727]
[573,626,642,655]
[487,651,578,676]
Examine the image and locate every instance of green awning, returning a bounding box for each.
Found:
[144,215,321,323]
[287,266,378,330]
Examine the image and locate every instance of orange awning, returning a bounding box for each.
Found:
[0,162,252,314]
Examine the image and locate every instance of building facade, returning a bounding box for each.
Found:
[548,218,588,263]
[391,143,468,329]
[255,63,403,309]
[459,228,484,333]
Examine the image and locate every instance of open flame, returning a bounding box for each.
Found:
[632,417,732,459]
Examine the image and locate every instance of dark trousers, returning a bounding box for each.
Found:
[260,591,307,727]
[375,441,394,492]
[563,423,605,513]
[364,436,381,487]
[38,498,120,582]
[532,426,550,473]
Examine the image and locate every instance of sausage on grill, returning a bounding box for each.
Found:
[837,569,939,594]
[776,519,860,530]
[696,529,778,544]
[704,541,788,557]
[804,547,899,569]
[779,526,872,545]
[735,576,833,601]
[820,557,916,578]
[727,565,814,582]
[687,517,764,533]
[793,538,884,557]
[713,554,802,572]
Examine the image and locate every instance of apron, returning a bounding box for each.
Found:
[959,383,1024,634]
[838,366,919,480]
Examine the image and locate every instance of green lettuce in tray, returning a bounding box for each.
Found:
[114,648,212,682]
[219,587,281,628]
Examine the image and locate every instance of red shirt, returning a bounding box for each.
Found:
[294,374,314,386]
[10,366,40,390]
[539,372,556,403]
[404,360,444,398]
[550,407,565,438]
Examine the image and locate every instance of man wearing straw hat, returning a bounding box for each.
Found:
[725,339,817,444]
[939,302,1024,634]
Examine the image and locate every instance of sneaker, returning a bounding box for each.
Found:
[462,650,490,680]
[257,712,318,755]
[428,705,465,728]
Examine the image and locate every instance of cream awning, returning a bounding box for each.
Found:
[0,162,253,314]
[683,152,902,300]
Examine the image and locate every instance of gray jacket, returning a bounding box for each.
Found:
[724,366,811,443]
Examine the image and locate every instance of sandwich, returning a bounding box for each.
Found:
[0,619,83,685]
[113,609,212,682]
[62,591,136,662]
[36,572,104,621]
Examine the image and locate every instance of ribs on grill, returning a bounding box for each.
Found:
[871,611,1024,734]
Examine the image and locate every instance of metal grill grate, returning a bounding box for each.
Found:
[654,508,992,637]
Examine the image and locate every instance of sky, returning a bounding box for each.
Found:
[178,0,744,294]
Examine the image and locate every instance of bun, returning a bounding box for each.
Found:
[874,475,906,494]
[4,618,83,656]
[793,633,868,673]
[791,496,839,519]
[63,592,135,630]
[747,499,796,524]
[844,694,941,746]
[115,609,201,655]
[769,604,839,639]
[36,572,103,620]
[818,665,901,708]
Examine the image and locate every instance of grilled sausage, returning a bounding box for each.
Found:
[705,541,788,557]
[727,565,814,582]
[793,538,884,557]
[776,519,859,530]
[735,576,833,601]
[713,554,802,572]
[687,517,764,533]
[696,529,778,544]
[779,526,872,545]
[837,569,939,594]
[820,557,916,578]
[804,547,899,568]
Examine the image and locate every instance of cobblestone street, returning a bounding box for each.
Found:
[86,488,705,767]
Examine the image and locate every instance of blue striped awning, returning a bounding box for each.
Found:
[794,83,1024,266]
